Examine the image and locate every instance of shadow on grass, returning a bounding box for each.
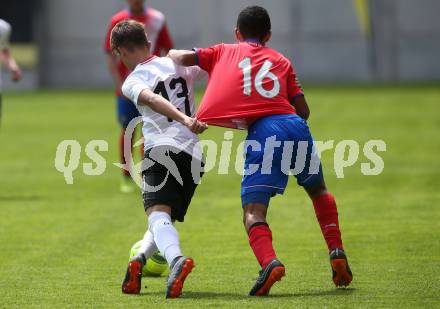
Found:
[139,288,356,299]
[291,288,356,298]
[140,291,244,300]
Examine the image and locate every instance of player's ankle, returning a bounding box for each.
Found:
[131,253,146,264]
[170,256,183,270]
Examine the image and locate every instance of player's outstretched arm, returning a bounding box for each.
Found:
[291,95,310,120]
[1,48,22,82]
[137,88,208,134]
[167,49,198,67]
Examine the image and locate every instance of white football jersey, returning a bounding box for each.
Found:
[0,19,11,90]
[122,56,203,161]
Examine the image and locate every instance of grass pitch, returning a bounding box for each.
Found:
[0,86,439,308]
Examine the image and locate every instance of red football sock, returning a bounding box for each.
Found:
[119,130,131,177]
[312,193,343,252]
[248,223,277,268]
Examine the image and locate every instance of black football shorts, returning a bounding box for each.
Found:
[142,146,204,222]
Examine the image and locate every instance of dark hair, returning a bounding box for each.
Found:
[236,6,271,42]
[110,20,148,53]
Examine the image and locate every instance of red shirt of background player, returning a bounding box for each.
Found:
[195,42,303,129]
[104,8,173,96]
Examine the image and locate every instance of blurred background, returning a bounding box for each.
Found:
[1,0,440,91]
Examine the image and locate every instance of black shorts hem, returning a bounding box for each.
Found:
[143,197,188,222]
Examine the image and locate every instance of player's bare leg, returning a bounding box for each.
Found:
[305,182,353,287]
[243,203,285,296]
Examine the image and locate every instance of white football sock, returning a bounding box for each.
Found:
[138,229,158,260]
[148,211,183,266]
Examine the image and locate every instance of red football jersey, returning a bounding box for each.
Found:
[196,42,303,129]
[104,8,173,96]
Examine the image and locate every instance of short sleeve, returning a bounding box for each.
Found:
[122,71,150,105]
[186,66,208,82]
[155,23,173,52]
[186,65,201,79]
[287,64,304,100]
[195,44,224,73]
[0,20,11,50]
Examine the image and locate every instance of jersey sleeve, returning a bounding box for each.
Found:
[0,21,11,50]
[185,66,208,82]
[195,44,224,73]
[286,64,304,100]
[186,66,201,79]
[156,23,173,52]
[122,71,150,105]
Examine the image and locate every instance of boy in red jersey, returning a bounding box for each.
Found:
[169,6,352,296]
[104,0,173,192]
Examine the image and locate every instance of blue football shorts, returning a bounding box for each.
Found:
[241,114,324,207]
[117,96,141,129]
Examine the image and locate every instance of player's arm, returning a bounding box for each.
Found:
[1,48,21,82]
[170,45,222,73]
[167,49,197,67]
[137,88,208,134]
[291,95,310,120]
[286,63,309,120]
[0,21,21,82]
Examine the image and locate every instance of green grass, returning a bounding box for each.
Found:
[0,86,439,308]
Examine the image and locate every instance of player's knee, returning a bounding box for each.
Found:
[243,212,265,229]
[243,203,267,230]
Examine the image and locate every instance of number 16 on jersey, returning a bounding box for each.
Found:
[238,58,280,99]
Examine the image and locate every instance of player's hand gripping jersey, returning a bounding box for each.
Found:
[195,42,304,129]
[122,56,203,161]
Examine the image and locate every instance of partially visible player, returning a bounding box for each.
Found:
[169,6,352,296]
[0,19,22,126]
[104,0,174,193]
[111,20,207,298]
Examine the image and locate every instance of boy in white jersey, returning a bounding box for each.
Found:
[111,20,207,298]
